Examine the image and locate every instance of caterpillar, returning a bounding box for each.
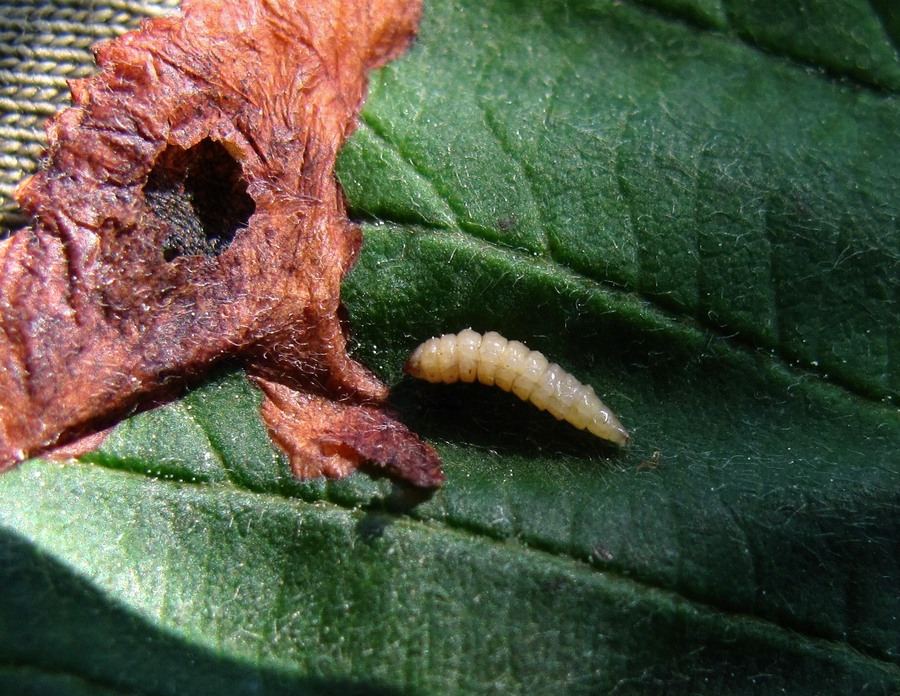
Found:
[404,329,629,445]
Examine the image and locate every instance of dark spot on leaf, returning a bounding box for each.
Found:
[144,138,255,260]
[495,214,519,232]
[355,513,392,542]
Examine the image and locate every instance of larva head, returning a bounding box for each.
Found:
[404,336,443,382]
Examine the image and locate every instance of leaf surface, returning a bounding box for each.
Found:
[1,0,898,693]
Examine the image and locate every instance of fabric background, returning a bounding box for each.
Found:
[0,0,180,234]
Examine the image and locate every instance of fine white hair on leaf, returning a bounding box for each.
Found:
[404,329,629,446]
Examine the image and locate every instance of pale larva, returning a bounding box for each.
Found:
[404,329,629,445]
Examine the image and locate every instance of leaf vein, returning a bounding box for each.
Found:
[389,224,892,406]
[627,0,900,93]
[357,112,464,231]
[76,461,900,674]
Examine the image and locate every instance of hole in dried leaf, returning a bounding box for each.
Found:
[144,138,255,261]
[0,0,443,487]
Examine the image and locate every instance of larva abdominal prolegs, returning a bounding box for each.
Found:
[404,329,629,445]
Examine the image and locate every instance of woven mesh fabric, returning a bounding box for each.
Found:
[0,0,180,233]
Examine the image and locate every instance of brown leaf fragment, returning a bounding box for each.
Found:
[0,0,445,486]
[256,377,444,489]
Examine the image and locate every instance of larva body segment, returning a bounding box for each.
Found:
[527,363,566,413]
[436,333,460,383]
[404,330,629,446]
[455,328,483,382]
[493,339,531,391]
[510,350,550,401]
[476,331,508,386]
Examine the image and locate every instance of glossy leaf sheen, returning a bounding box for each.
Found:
[1,0,898,693]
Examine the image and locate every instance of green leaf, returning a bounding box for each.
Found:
[1,0,898,693]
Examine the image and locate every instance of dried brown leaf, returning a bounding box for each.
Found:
[0,0,444,487]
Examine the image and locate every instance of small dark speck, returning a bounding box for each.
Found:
[637,450,663,471]
[495,215,519,232]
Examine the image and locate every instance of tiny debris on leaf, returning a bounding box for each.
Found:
[0,0,444,487]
